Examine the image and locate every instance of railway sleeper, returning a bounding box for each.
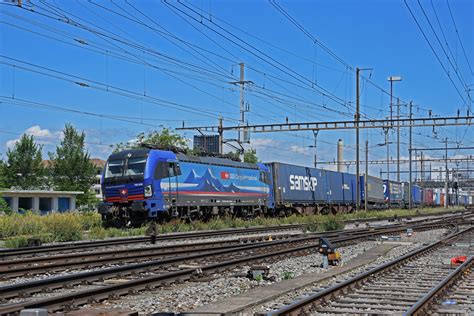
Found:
[328,302,410,311]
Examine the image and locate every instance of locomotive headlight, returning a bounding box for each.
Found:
[144,184,153,198]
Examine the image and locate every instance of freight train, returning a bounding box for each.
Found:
[98,148,472,227]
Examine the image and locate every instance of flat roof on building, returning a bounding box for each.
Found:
[0,190,83,195]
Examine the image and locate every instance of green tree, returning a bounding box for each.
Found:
[0,159,8,189]
[228,149,259,163]
[5,134,46,189]
[0,195,11,215]
[115,128,188,152]
[49,124,96,206]
[243,148,258,163]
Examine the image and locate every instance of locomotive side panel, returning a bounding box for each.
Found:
[163,160,270,208]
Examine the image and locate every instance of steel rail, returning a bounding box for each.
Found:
[0,224,305,258]
[0,240,324,315]
[0,217,462,279]
[2,210,470,260]
[266,227,472,315]
[0,235,299,278]
[406,256,474,315]
[0,219,465,313]
[0,236,316,300]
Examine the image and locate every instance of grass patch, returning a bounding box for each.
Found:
[3,235,29,248]
[319,215,344,231]
[0,211,102,243]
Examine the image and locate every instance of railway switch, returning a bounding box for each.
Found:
[318,237,341,268]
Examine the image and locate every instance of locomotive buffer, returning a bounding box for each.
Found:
[318,237,341,268]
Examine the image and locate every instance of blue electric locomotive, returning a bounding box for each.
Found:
[99,149,273,227]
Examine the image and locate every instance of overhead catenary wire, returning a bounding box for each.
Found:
[417,0,471,96]
[1,1,466,168]
[446,0,474,76]
[163,1,354,113]
[2,2,356,126]
[0,55,242,123]
[404,0,468,106]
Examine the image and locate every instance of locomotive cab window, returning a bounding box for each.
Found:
[154,162,182,179]
[260,171,271,184]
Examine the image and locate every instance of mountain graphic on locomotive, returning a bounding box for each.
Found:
[99,148,468,227]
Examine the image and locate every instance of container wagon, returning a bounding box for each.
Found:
[402,183,422,206]
[383,180,403,207]
[326,170,356,213]
[267,162,357,215]
[434,189,441,206]
[360,175,384,207]
[266,162,327,215]
[423,188,434,206]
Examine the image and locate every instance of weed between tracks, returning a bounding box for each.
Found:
[0,206,464,247]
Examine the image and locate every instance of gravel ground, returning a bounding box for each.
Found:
[86,228,449,314]
[255,228,449,313]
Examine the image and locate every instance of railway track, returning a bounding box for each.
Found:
[0,224,306,259]
[0,217,468,314]
[267,227,474,315]
[0,234,299,279]
[407,256,474,315]
[0,215,468,280]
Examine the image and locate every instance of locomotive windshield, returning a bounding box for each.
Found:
[105,159,124,178]
[125,157,147,175]
[105,156,147,178]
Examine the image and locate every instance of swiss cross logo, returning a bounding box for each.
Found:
[119,188,128,196]
[220,172,230,180]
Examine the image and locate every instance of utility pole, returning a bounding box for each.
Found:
[420,151,424,208]
[239,63,245,145]
[313,130,319,168]
[397,97,401,182]
[420,151,424,183]
[409,101,413,209]
[387,76,401,181]
[356,68,361,212]
[365,140,369,211]
[218,116,223,155]
[445,137,448,208]
[385,128,390,180]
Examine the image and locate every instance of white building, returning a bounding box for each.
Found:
[0,190,83,213]
[91,158,106,200]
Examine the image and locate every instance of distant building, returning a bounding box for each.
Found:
[91,158,106,199]
[0,190,82,213]
[193,135,220,154]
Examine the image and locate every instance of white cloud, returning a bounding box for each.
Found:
[289,145,309,154]
[250,138,275,147]
[6,125,62,149]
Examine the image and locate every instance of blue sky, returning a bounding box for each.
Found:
[0,0,473,181]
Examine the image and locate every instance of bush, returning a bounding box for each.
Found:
[0,197,12,215]
[88,226,108,240]
[79,211,102,230]
[4,235,29,248]
[319,216,344,231]
[42,213,83,242]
